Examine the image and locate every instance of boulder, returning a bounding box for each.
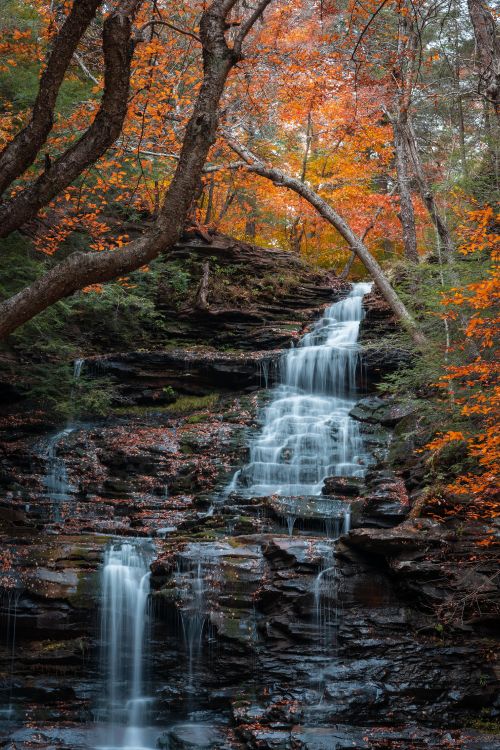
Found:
[157,724,229,749]
[350,396,420,427]
[321,476,364,496]
[347,518,451,556]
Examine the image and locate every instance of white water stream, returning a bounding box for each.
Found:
[97,540,154,750]
[235,282,373,499]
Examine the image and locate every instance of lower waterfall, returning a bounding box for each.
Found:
[97,540,154,750]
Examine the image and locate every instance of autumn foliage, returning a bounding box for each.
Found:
[426,206,499,524]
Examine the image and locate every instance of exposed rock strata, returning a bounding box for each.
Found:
[0,267,498,750]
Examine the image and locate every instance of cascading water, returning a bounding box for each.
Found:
[0,590,19,723]
[97,540,154,750]
[229,282,372,648]
[74,358,85,379]
[175,545,223,699]
[234,282,373,505]
[42,427,76,521]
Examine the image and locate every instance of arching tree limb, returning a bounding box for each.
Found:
[0,0,102,198]
[0,0,273,340]
[225,135,426,346]
[0,0,142,239]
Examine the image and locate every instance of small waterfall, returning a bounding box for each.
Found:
[181,559,207,690]
[235,282,373,500]
[175,545,223,700]
[0,590,20,723]
[42,427,76,520]
[228,283,372,649]
[98,540,154,750]
[313,562,338,641]
[73,358,85,379]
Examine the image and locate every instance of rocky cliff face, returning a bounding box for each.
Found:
[0,247,498,750]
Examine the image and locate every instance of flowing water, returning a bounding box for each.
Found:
[42,427,76,520]
[175,545,224,699]
[235,282,373,500]
[74,358,85,379]
[97,540,154,750]
[0,591,19,724]
[229,282,372,648]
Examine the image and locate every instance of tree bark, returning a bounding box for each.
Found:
[387,3,420,264]
[0,0,272,340]
[226,137,426,346]
[467,0,500,114]
[393,114,419,263]
[0,0,141,239]
[403,120,455,259]
[0,0,102,198]
[195,261,211,311]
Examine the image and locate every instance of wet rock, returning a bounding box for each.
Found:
[86,348,281,400]
[263,537,326,567]
[290,726,370,750]
[157,724,229,749]
[24,567,80,600]
[266,496,351,537]
[323,679,385,711]
[360,473,410,527]
[350,396,420,427]
[321,476,363,496]
[347,518,451,555]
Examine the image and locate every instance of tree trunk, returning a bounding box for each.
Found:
[467,0,500,114]
[393,115,419,263]
[403,120,455,259]
[226,137,426,346]
[0,0,262,340]
[0,0,102,198]
[0,0,142,239]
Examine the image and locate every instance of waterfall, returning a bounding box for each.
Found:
[42,427,76,521]
[175,545,223,701]
[181,559,207,692]
[74,358,85,379]
[313,563,338,643]
[234,282,373,501]
[0,590,19,723]
[98,540,154,750]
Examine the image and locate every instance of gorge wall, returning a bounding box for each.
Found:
[0,235,498,750]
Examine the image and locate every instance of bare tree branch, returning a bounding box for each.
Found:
[137,19,201,44]
[233,0,274,56]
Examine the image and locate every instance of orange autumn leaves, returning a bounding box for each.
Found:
[0,0,423,267]
[426,206,499,521]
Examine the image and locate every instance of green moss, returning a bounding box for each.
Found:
[166,393,220,415]
[69,569,101,609]
[186,413,210,424]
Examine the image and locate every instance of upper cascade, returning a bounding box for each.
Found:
[234,282,373,497]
